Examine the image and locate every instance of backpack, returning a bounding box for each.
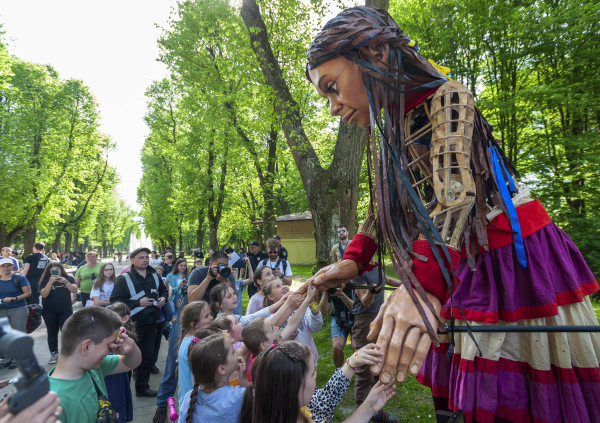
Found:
[12,274,43,334]
[260,258,288,276]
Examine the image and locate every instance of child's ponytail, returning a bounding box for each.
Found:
[186,383,200,423]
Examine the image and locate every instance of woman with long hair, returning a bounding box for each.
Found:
[39,262,78,363]
[90,262,117,307]
[167,258,189,309]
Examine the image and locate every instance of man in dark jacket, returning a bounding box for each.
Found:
[110,247,168,397]
[246,241,268,299]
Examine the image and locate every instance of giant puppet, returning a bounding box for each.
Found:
[298,6,600,423]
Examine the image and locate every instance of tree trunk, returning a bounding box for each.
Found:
[73,230,80,252]
[241,0,371,270]
[65,232,72,252]
[209,230,218,251]
[102,240,107,258]
[52,230,63,253]
[23,226,36,257]
[196,210,205,250]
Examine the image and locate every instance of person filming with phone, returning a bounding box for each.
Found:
[0,258,31,335]
[39,262,77,364]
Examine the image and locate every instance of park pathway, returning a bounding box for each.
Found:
[0,258,169,423]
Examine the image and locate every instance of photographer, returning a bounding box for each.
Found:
[110,248,168,398]
[319,284,354,369]
[185,251,235,305]
[0,259,31,335]
[39,263,77,364]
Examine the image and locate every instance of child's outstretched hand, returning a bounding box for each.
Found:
[274,292,290,309]
[363,381,396,415]
[109,328,135,355]
[285,293,303,310]
[303,282,317,303]
[237,356,250,387]
[347,343,383,369]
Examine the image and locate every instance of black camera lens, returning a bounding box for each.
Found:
[217,263,231,278]
[327,287,338,295]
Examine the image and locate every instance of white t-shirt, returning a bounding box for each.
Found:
[90,281,114,306]
[260,258,293,277]
[149,258,162,267]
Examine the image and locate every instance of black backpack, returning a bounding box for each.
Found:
[260,258,288,275]
[12,275,42,334]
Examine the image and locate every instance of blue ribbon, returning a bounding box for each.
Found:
[488,144,527,267]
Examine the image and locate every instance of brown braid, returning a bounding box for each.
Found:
[186,383,200,423]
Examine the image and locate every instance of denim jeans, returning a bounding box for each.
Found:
[0,306,29,333]
[156,320,179,408]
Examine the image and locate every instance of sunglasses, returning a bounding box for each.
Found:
[337,230,346,233]
[268,251,279,254]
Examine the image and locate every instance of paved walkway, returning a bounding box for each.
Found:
[0,258,170,423]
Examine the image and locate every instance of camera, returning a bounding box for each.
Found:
[51,269,59,276]
[327,287,339,295]
[209,263,231,278]
[0,318,48,414]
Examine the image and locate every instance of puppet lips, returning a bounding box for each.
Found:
[342,109,356,123]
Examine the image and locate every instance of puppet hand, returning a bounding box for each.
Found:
[296,260,359,295]
[367,285,441,383]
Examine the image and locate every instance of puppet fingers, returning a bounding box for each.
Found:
[369,313,394,377]
[366,306,385,343]
[408,332,433,377]
[395,326,421,383]
[379,319,409,384]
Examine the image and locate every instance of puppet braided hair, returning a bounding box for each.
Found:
[239,341,311,423]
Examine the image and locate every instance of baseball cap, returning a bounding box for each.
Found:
[272,235,281,240]
[166,246,173,249]
[0,258,13,266]
[249,241,259,247]
[130,247,151,258]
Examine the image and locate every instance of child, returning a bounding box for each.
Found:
[48,306,142,423]
[262,278,323,366]
[90,263,116,307]
[178,333,249,423]
[241,286,317,381]
[214,314,243,348]
[155,265,174,324]
[177,301,213,409]
[239,341,394,423]
[209,282,287,325]
[104,302,138,423]
[245,266,273,316]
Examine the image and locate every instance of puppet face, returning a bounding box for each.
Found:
[308,43,394,129]
[308,55,371,128]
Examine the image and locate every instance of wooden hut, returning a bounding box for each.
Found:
[253,211,315,265]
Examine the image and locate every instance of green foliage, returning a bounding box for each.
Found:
[0,34,134,253]
[390,0,600,273]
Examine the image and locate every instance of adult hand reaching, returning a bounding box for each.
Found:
[367,285,441,384]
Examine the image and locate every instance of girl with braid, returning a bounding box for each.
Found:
[177,333,249,423]
[239,340,395,423]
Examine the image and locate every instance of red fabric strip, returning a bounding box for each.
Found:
[459,199,552,258]
[342,233,378,275]
[495,405,533,423]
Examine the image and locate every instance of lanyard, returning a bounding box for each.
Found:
[338,240,350,259]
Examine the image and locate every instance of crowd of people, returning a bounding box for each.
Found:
[0,230,401,423]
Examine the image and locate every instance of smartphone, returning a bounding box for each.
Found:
[51,269,59,276]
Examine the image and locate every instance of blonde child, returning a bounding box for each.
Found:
[104,302,138,423]
[178,334,249,423]
[262,278,323,366]
[177,301,213,408]
[209,282,288,325]
[245,266,273,316]
[241,285,316,382]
